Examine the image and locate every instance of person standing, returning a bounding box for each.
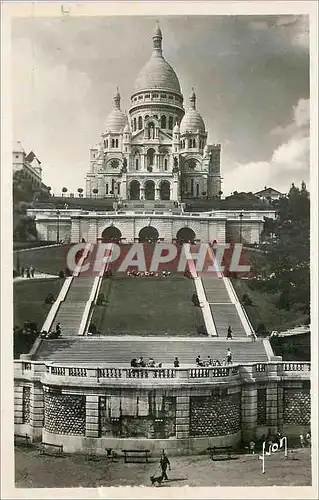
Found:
[21,267,25,278]
[159,450,171,480]
[30,266,35,278]
[226,348,232,364]
[174,357,180,367]
[227,326,233,340]
[26,267,31,279]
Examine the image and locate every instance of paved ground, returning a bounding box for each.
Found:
[15,445,311,488]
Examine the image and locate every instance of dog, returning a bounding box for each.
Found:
[150,474,163,486]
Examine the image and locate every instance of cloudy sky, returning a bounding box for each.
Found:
[12,14,310,196]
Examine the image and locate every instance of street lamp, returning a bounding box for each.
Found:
[239,212,243,243]
[56,209,60,243]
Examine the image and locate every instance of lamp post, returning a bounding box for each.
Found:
[56,209,60,244]
[239,212,243,243]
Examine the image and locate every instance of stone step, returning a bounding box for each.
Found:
[36,338,268,364]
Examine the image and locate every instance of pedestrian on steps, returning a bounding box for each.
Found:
[226,348,232,364]
[227,326,233,340]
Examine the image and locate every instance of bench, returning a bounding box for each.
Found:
[40,442,63,456]
[14,433,30,446]
[207,446,232,460]
[122,449,150,463]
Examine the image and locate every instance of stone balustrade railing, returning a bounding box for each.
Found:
[14,360,311,384]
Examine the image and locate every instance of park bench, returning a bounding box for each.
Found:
[40,442,63,456]
[207,446,232,460]
[122,449,150,463]
[14,433,30,446]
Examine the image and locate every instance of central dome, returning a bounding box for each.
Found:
[133,24,181,94]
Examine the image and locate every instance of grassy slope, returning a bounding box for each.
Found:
[231,278,309,333]
[14,244,73,275]
[14,278,64,329]
[92,276,204,336]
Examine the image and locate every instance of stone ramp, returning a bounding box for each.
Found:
[210,304,247,338]
[52,276,96,335]
[35,337,269,364]
[201,275,232,304]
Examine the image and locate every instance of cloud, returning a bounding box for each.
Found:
[223,98,310,195]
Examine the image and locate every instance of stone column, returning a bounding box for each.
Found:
[241,384,257,442]
[86,395,99,438]
[172,178,179,201]
[266,382,279,430]
[140,186,145,201]
[120,174,127,200]
[29,383,44,441]
[155,188,160,200]
[176,395,190,439]
[71,218,81,243]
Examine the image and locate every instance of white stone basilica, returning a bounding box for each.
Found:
[86,23,222,202]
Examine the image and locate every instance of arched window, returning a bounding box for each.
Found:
[135,158,139,170]
[161,115,167,129]
[106,184,109,195]
[154,115,158,120]
[111,139,115,148]
[193,139,196,148]
[188,139,192,148]
[115,139,119,148]
[147,148,155,167]
[138,116,143,130]
[145,115,149,120]
[168,116,173,130]
[196,183,199,197]
[190,179,194,196]
[111,179,115,193]
[133,118,137,131]
[164,158,168,171]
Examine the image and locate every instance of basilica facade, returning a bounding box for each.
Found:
[86,24,222,202]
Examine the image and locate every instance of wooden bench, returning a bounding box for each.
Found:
[40,442,63,456]
[207,446,232,460]
[14,433,30,446]
[122,449,150,463]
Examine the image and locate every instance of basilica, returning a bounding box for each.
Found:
[85,23,222,202]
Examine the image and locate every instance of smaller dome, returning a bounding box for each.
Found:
[104,88,126,133]
[180,89,205,134]
[123,122,130,133]
[173,122,180,133]
[104,109,127,133]
[180,109,205,134]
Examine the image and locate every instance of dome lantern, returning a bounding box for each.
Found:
[104,87,127,133]
[153,21,163,57]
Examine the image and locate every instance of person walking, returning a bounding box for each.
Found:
[159,450,171,480]
[227,326,233,340]
[21,267,25,278]
[26,267,31,279]
[30,266,35,278]
[226,348,232,364]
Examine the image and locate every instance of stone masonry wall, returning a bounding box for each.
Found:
[44,392,86,435]
[22,386,31,424]
[257,388,267,426]
[189,391,241,437]
[283,387,311,425]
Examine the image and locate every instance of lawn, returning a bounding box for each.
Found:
[14,244,73,276]
[14,278,64,330]
[91,276,204,336]
[231,278,309,334]
[14,445,311,488]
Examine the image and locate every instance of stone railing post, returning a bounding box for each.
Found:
[29,382,44,441]
[14,384,24,425]
[86,395,99,438]
[176,394,190,439]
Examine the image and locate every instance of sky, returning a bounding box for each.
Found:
[11,14,310,196]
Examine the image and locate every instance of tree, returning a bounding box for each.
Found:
[77,188,84,198]
[250,182,310,315]
[62,187,68,197]
[93,188,99,198]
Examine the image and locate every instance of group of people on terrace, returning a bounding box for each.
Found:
[196,348,232,367]
[41,322,62,339]
[130,357,163,368]
[126,270,172,278]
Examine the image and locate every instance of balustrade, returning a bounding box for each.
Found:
[14,360,311,384]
